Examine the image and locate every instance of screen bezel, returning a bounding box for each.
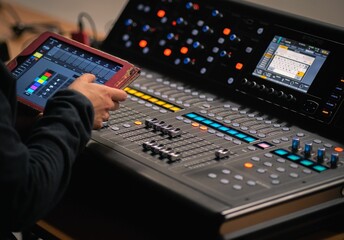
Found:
[245,25,343,99]
[7,31,139,111]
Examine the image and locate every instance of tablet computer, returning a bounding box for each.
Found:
[7,31,140,111]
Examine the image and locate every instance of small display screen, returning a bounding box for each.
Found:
[252,35,330,93]
[12,37,123,110]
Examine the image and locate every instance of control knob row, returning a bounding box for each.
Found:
[242,78,295,101]
[291,137,339,168]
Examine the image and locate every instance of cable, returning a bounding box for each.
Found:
[73,11,99,48]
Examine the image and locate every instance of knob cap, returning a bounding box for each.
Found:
[304,142,312,158]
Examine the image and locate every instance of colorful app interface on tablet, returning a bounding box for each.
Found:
[12,37,123,110]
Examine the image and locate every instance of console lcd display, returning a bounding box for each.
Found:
[7,32,140,111]
[252,35,330,93]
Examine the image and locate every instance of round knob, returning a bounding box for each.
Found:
[330,152,339,168]
[291,137,300,152]
[304,142,312,158]
[317,147,326,163]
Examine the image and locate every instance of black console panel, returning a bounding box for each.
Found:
[84,0,344,239]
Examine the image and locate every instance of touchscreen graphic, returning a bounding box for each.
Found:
[252,35,330,93]
[13,37,123,109]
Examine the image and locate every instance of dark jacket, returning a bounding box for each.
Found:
[0,61,94,238]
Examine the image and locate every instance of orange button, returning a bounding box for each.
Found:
[139,40,148,48]
[199,125,208,131]
[164,48,172,56]
[180,46,189,54]
[223,28,231,35]
[335,147,343,152]
[192,122,200,127]
[134,121,142,125]
[244,162,253,168]
[236,62,243,70]
[157,9,166,18]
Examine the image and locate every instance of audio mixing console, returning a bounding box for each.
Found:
[84,0,344,239]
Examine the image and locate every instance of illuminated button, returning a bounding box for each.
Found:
[170,107,181,112]
[134,92,144,97]
[335,147,343,152]
[235,62,243,70]
[185,113,197,118]
[142,24,150,32]
[202,119,213,125]
[180,46,189,54]
[148,98,158,103]
[176,17,186,25]
[223,28,231,35]
[321,109,332,117]
[192,122,200,127]
[210,122,221,128]
[244,162,253,168]
[124,18,134,26]
[141,95,151,100]
[127,89,137,94]
[287,154,300,161]
[164,48,172,56]
[167,33,175,40]
[300,159,313,166]
[139,40,148,48]
[156,100,166,106]
[274,149,288,156]
[163,104,173,108]
[212,9,222,17]
[202,25,213,33]
[200,125,208,131]
[157,9,166,18]
[194,116,205,121]
[313,165,327,172]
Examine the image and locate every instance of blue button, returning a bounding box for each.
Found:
[274,149,288,156]
[236,133,247,139]
[287,154,301,161]
[202,119,213,125]
[244,137,256,143]
[210,123,222,128]
[313,165,327,172]
[300,159,313,166]
[219,126,230,132]
[228,129,238,135]
[185,113,197,118]
[194,116,205,121]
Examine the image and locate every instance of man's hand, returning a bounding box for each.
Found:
[68,73,127,129]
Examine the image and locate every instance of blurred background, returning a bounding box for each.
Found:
[10,0,344,37]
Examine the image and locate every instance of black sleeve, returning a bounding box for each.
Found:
[0,88,94,233]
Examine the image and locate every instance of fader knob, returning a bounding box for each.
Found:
[215,149,230,159]
[168,128,181,138]
[142,140,157,151]
[168,151,181,162]
[330,152,339,168]
[304,142,313,158]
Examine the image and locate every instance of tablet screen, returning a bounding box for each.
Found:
[12,36,124,110]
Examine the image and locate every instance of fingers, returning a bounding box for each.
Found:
[77,73,96,83]
[109,88,127,102]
